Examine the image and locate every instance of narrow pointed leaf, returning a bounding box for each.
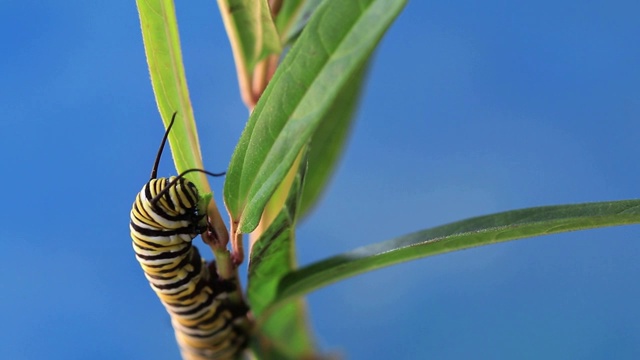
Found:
[136,0,208,189]
[224,0,407,233]
[267,199,640,310]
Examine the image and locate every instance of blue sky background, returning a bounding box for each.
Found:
[2,0,640,359]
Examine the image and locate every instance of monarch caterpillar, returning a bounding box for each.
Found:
[130,113,249,359]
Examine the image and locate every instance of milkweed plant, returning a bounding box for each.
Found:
[135,0,640,358]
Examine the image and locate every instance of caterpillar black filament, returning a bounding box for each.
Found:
[130,113,248,359]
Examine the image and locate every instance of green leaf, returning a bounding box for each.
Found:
[250,302,317,359]
[136,0,208,191]
[224,0,407,233]
[217,0,281,105]
[268,199,640,310]
[218,0,281,71]
[275,0,323,45]
[299,62,368,219]
[248,150,318,358]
